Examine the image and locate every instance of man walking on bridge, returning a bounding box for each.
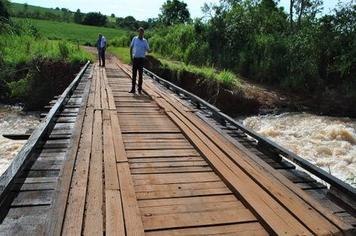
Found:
[97,33,107,67]
[129,27,150,94]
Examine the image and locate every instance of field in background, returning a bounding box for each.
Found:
[13,18,127,45]
[10,2,63,16]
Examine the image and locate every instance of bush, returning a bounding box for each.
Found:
[82,12,107,26]
[111,35,131,47]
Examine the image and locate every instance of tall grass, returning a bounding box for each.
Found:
[1,35,93,65]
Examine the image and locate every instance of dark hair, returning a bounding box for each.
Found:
[138,27,144,32]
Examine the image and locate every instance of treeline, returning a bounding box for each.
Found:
[149,0,355,96]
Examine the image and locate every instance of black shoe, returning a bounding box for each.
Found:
[138,90,142,95]
[129,90,135,94]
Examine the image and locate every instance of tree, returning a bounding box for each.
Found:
[83,12,107,26]
[0,0,10,20]
[111,13,115,18]
[116,16,138,30]
[74,9,83,24]
[292,0,323,28]
[159,0,191,25]
[24,3,28,12]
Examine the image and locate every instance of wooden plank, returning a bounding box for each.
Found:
[136,182,230,199]
[11,190,53,206]
[83,110,103,235]
[133,172,221,186]
[129,156,203,163]
[110,110,128,163]
[126,149,199,158]
[145,222,268,236]
[117,162,145,236]
[130,161,208,168]
[103,111,120,190]
[142,207,256,231]
[105,190,125,236]
[61,107,94,235]
[131,166,212,174]
[138,194,238,208]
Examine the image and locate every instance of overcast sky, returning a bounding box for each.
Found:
[11,0,341,21]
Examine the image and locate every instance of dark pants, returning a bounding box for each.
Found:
[98,48,106,66]
[132,57,145,91]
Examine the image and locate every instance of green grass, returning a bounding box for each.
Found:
[0,34,93,66]
[10,2,64,16]
[158,57,240,89]
[13,18,127,45]
[108,47,131,64]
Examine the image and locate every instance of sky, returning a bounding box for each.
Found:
[10,0,342,21]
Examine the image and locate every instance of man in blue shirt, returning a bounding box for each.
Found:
[129,27,150,94]
[97,33,107,67]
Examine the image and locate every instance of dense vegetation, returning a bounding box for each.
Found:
[149,0,355,98]
[0,7,92,109]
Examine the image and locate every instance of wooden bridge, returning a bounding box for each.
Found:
[0,56,355,235]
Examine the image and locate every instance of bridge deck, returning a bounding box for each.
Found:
[52,58,354,235]
[0,57,355,235]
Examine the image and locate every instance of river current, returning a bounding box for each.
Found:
[0,105,39,176]
[243,113,356,187]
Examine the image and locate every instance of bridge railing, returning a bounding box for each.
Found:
[143,68,356,199]
[0,61,90,198]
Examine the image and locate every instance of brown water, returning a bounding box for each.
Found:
[243,113,356,187]
[0,105,40,176]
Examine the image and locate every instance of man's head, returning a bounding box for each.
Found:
[138,27,144,39]
[98,33,102,39]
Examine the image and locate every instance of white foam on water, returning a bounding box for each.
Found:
[243,113,356,187]
[0,105,40,176]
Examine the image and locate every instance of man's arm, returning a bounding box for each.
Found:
[130,46,133,62]
[146,40,151,53]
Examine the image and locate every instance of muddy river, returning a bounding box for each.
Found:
[0,105,39,176]
[243,113,356,187]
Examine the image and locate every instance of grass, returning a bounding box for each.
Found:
[158,57,241,89]
[108,46,240,89]
[10,2,64,16]
[0,34,93,65]
[13,18,127,45]
[108,46,131,64]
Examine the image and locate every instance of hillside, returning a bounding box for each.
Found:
[9,2,73,20]
[13,18,127,46]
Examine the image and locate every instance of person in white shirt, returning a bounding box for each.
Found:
[129,27,150,94]
[97,33,107,67]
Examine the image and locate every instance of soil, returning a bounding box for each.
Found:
[1,59,82,111]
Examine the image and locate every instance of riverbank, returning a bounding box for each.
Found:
[0,26,93,109]
[144,55,356,118]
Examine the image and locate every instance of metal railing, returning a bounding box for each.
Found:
[143,68,356,198]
